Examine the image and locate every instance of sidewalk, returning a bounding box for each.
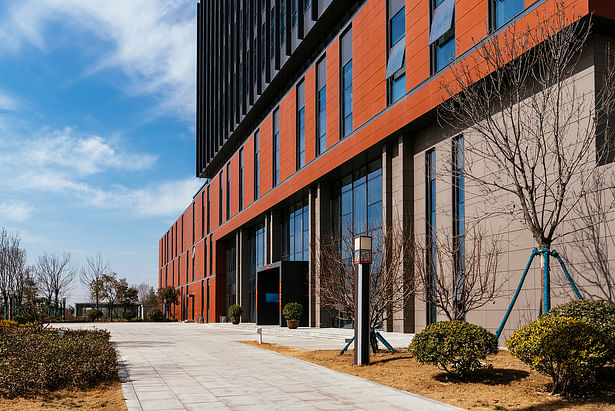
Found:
[204,322,414,351]
[62,323,458,411]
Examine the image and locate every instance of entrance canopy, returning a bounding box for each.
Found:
[256,261,308,327]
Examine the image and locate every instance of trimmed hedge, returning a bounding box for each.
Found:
[544,299,615,362]
[409,320,498,378]
[86,308,103,322]
[507,316,609,394]
[0,326,118,398]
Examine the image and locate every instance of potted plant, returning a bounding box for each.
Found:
[228,304,242,324]
[282,302,303,329]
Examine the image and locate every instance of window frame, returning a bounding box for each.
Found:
[429,0,456,74]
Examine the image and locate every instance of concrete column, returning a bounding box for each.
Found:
[270,209,282,263]
[314,182,331,328]
[239,228,251,321]
[235,231,241,307]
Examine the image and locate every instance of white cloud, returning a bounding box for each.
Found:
[0,124,200,219]
[0,0,196,121]
[0,89,18,111]
[0,200,33,222]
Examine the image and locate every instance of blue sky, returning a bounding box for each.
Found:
[0,1,201,304]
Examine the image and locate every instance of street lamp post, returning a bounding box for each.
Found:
[62,297,66,321]
[7,290,15,321]
[354,235,372,366]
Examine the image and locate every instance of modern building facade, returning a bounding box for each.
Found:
[159,0,615,339]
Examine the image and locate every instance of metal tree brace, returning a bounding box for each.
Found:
[339,330,397,355]
[495,248,583,339]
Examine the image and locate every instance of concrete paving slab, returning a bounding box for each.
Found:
[61,323,460,411]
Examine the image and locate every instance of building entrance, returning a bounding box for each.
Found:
[256,261,308,327]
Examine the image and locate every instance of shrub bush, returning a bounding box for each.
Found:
[0,326,117,398]
[282,302,303,321]
[0,320,18,328]
[146,308,164,322]
[506,316,609,394]
[123,308,137,321]
[409,320,498,378]
[544,299,615,361]
[228,304,242,318]
[86,308,103,322]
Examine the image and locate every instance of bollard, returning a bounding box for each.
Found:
[256,327,262,344]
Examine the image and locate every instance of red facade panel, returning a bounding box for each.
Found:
[457,0,488,55]
[183,206,193,253]
[194,194,203,242]
[406,0,430,92]
[210,174,220,231]
[260,114,273,194]
[231,153,240,218]
[353,0,387,128]
[244,135,255,206]
[280,88,297,182]
[195,240,204,280]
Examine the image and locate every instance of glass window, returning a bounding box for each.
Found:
[452,136,465,308]
[318,86,326,154]
[316,57,326,156]
[425,149,437,325]
[435,33,455,72]
[390,8,405,46]
[341,28,353,138]
[291,0,298,28]
[281,199,309,261]
[385,40,405,79]
[239,148,244,210]
[304,0,311,12]
[270,7,276,56]
[430,0,456,74]
[297,80,306,169]
[342,62,353,137]
[429,0,455,45]
[226,163,230,220]
[280,0,286,45]
[219,172,223,225]
[494,0,524,30]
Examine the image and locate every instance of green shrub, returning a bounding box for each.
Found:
[409,320,498,378]
[506,316,609,394]
[146,308,164,322]
[86,308,103,322]
[228,304,242,318]
[282,302,303,321]
[0,326,117,398]
[123,308,136,320]
[544,299,615,361]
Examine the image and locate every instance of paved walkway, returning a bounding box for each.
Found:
[62,323,459,411]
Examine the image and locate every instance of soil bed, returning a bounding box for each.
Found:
[240,341,615,410]
[0,379,126,411]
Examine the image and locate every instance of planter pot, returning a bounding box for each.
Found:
[286,319,299,329]
[231,317,240,325]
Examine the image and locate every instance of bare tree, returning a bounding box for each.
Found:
[135,282,158,305]
[438,1,615,308]
[81,253,109,309]
[415,224,503,321]
[315,222,415,330]
[561,177,615,303]
[35,252,75,317]
[0,228,28,318]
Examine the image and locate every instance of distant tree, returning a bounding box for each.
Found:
[81,254,109,309]
[117,279,139,316]
[158,286,179,319]
[100,273,119,321]
[135,282,158,305]
[35,252,75,318]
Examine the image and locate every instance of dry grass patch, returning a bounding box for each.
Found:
[0,378,126,411]
[239,341,615,410]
